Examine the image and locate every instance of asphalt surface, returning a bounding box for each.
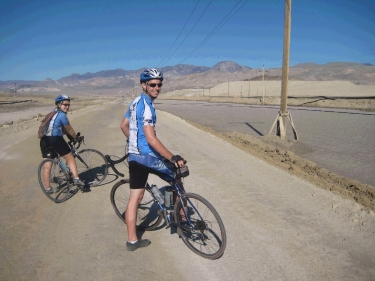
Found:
[155,100,375,187]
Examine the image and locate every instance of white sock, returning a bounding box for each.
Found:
[128,240,138,244]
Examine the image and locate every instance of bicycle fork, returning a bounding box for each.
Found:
[74,152,90,169]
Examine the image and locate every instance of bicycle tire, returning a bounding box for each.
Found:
[173,193,227,259]
[75,149,108,186]
[38,159,71,203]
[110,179,163,231]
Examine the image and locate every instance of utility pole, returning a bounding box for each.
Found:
[268,0,298,141]
[14,83,17,94]
[262,65,265,104]
[258,65,266,104]
[280,3,290,136]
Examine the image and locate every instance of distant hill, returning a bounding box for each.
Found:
[1,61,374,94]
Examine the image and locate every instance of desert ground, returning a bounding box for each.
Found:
[1,94,374,280]
[1,80,374,212]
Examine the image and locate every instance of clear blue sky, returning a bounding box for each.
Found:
[0,0,374,81]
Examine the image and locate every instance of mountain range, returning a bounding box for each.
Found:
[1,61,374,95]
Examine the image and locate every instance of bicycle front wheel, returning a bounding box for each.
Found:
[38,159,71,203]
[75,149,108,186]
[174,193,227,259]
[110,179,163,231]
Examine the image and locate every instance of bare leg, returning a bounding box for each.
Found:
[42,159,53,189]
[62,152,79,178]
[125,188,145,242]
[174,178,188,220]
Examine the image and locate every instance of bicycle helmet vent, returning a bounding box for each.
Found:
[140,68,163,83]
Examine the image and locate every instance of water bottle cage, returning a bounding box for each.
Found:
[174,165,189,179]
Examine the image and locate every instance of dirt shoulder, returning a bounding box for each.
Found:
[185,122,375,212]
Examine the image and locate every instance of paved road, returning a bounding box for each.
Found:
[155,100,375,187]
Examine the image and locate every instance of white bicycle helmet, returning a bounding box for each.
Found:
[140,68,163,83]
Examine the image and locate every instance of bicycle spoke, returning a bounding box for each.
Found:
[75,149,108,186]
[38,159,71,203]
[110,180,162,231]
[174,193,226,259]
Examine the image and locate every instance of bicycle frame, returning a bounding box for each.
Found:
[107,153,205,230]
[58,158,69,174]
[146,180,204,232]
[72,147,89,170]
[49,140,83,183]
[67,140,93,172]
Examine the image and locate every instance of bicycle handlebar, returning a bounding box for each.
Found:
[67,132,84,150]
[105,154,129,177]
[105,153,189,179]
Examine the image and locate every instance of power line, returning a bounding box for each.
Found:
[178,0,248,65]
[161,0,213,67]
[158,0,201,67]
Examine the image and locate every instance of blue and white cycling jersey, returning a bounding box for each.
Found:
[45,109,69,137]
[125,93,157,155]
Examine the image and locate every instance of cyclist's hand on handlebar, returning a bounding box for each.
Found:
[75,135,84,143]
[170,155,186,168]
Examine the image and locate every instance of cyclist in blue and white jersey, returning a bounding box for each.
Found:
[39,95,85,191]
[120,68,186,251]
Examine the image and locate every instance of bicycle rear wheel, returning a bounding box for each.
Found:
[75,149,108,186]
[110,179,163,231]
[38,159,71,203]
[174,193,227,259]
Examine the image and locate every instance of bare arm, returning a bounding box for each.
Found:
[144,124,174,161]
[120,117,130,138]
[64,124,78,139]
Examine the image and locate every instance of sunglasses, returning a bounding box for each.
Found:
[61,103,70,106]
[148,83,163,88]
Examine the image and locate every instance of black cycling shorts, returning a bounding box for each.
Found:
[129,161,173,189]
[40,136,70,158]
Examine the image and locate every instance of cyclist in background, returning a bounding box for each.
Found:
[120,68,186,251]
[39,95,85,192]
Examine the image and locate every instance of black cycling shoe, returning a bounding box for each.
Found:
[126,239,151,251]
[47,187,60,194]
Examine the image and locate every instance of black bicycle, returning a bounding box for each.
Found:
[106,153,227,260]
[38,134,108,203]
